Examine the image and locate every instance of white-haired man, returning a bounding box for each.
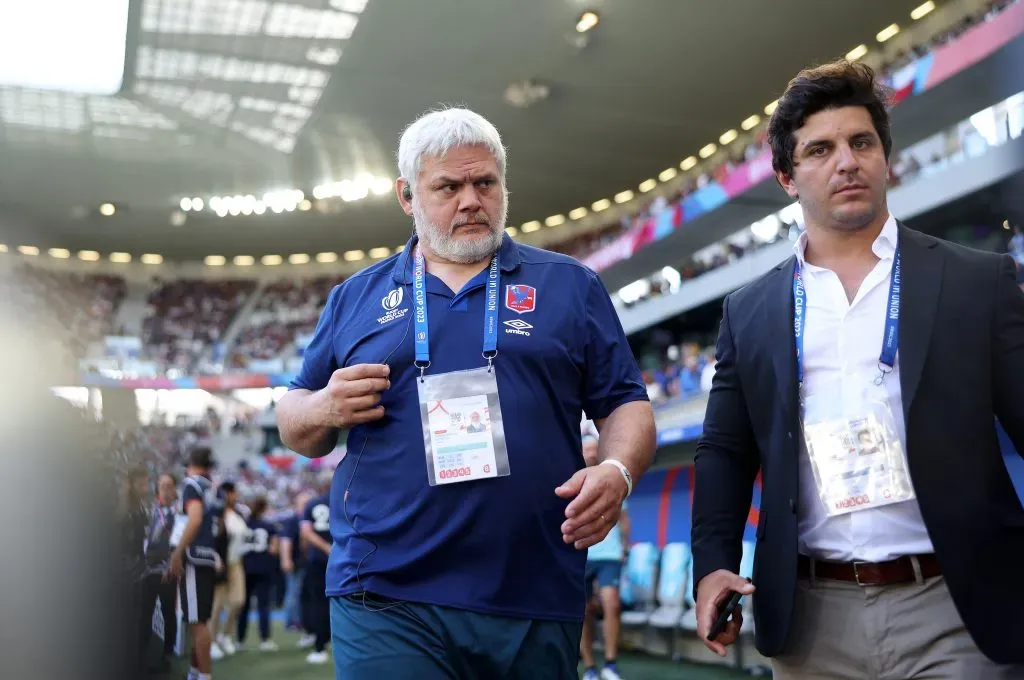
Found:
[276,107,656,679]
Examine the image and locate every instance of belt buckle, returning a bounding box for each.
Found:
[852,560,870,586]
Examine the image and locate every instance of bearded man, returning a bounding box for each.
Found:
[275,107,655,680]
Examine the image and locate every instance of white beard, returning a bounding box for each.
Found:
[413,198,508,264]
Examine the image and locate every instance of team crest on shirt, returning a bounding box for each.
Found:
[505,285,536,314]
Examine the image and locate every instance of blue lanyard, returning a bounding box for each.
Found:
[412,248,501,371]
[793,245,901,387]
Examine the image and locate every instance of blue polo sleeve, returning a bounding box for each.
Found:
[581,269,649,420]
[289,285,341,391]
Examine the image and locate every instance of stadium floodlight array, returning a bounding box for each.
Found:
[0,0,371,155]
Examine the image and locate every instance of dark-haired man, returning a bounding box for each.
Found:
[692,59,1024,679]
[168,447,220,680]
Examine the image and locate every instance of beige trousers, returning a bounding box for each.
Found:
[771,576,1024,679]
[210,561,246,639]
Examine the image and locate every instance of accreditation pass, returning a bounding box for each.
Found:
[426,394,499,484]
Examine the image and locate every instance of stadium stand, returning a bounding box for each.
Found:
[142,278,258,373]
[229,275,344,370]
[3,263,126,375]
[550,0,1018,270]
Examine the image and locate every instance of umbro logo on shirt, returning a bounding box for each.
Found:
[378,288,409,325]
[503,318,532,336]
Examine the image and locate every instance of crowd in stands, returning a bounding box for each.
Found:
[635,342,717,408]
[613,218,800,312]
[143,278,257,373]
[550,132,767,264]
[2,263,126,374]
[230,275,344,369]
[880,0,1017,76]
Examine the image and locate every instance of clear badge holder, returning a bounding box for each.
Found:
[169,515,188,547]
[802,385,915,517]
[416,361,511,487]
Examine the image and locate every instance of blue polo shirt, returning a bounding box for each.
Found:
[289,234,647,622]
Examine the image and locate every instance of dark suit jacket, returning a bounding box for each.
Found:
[691,225,1024,664]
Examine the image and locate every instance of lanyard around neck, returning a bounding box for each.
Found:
[412,248,500,375]
[793,244,901,388]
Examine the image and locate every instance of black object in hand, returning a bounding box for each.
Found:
[707,587,746,641]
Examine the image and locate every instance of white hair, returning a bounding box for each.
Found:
[397,107,506,192]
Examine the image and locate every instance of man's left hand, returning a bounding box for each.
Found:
[555,463,628,549]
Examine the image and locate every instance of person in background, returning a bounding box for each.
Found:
[139,472,179,674]
[299,474,333,665]
[168,447,218,680]
[699,352,716,393]
[208,487,229,661]
[580,434,630,680]
[117,464,151,679]
[209,481,247,659]
[280,490,315,649]
[237,495,280,651]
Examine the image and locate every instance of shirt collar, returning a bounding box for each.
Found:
[392,232,522,284]
[793,213,899,267]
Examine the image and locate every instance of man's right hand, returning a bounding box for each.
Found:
[695,569,756,656]
[316,364,391,429]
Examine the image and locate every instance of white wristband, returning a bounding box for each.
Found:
[600,459,633,498]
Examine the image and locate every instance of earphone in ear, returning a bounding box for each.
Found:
[402,186,412,201]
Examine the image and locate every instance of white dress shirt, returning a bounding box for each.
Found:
[794,215,934,562]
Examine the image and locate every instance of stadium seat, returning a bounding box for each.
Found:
[680,557,698,632]
[620,542,660,626]
[739,540,756,634]
[648,542,689,628]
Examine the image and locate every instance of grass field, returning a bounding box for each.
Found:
[163,624,757,680]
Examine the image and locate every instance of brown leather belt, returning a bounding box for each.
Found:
[797,553,942,586]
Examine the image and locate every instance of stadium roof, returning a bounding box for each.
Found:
[0,0,931,263]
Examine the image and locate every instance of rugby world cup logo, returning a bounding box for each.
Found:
[382,287,403,311]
